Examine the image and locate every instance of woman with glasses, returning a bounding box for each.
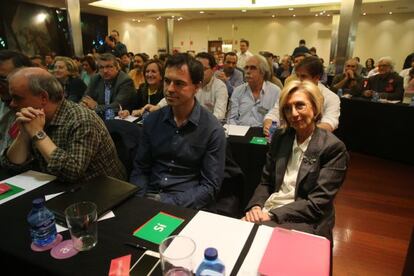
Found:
[243,80,349,241]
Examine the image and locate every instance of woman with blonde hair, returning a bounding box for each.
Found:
[243,80,349,242]
[53,56,86,102]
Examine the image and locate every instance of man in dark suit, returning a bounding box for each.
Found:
[82,53,136,118]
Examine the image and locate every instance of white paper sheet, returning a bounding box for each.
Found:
[224,124,250,136]
[175,211,254,273]
[115,115,139,122]
[0,170,56,205]
[237,225,273,275]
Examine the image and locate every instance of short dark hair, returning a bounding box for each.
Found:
[111,29,120,36]
[195,52,217,68]
[0,50,32,68]
[120,52,129,59]
[299,39,306,45]
[240,39,249,47]
[296,56,324,78]
[135,53,149,63]
[165,53,203,85]
[224,52,237,62]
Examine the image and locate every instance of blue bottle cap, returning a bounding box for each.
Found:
[32,198,45,208]
[204,247,218,260]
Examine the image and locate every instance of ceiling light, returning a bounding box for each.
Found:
[199,11,204,14]
[35,13,48,23]
[389,11,393,15]
[315,14,318,16]
[327,14,330,16]
[271,14,275,18]
[293,14,296,17]
[242,9,247,12]
[363,12,366,15]
[288,8,294,11]
[156,16,161,20]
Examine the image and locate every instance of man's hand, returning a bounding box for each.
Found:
[263,118,272,136]
[15,107,45,138]
[242,206,271,223]
[81,96,98,110]
[216,71,228,82]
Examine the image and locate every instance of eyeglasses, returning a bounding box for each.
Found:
[244,65,258,71]
[283,102,309,114]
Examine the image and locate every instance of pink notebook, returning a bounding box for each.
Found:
[258,227,330,276]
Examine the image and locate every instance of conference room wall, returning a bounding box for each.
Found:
[109,13,414,70]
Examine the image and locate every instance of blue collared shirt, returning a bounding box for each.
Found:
[227,81,281,127]
[130,100,226,209]
[215,69,244,96]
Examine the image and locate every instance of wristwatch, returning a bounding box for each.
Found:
[31,130,47,143]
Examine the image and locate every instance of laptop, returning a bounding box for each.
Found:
[46,175,139,225]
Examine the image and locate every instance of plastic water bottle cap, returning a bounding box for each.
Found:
[32,198,45,208]
[204,247,218,260]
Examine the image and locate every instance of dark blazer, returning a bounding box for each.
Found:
[246,127,349,240]
[63,77,86,103]
[86,71,136,115]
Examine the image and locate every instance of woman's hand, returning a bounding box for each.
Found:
[242,206,271,223]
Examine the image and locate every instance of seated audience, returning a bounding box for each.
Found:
[362,56,404,101]
[0,50,32,155]
[128,53,147,89]
[331,58,363,97]
[195,52,228,120]
[243,80,349,240]
[2,67,126,182]
[215,52,244,97]
[44,54,55,72]
[264,56,340,134]
[82,53,136,117]
[30,55,45,69]
[363,58,375,77]
[400,56,414,87]
[53,56,86,103]
[260,51,283,90]
[118,60,164,117]
[402,68,414,104]
[227,55,281,127]
[120,52,134,73]
[284,53,307,85]
[275,55,292,84]
[130,53,226,209]
[80,55,97,86]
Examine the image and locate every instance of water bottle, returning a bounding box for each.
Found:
[267,121,278,143]
[337,88,343,97]
[105,107,115,120]
[27,198,57,247]
[195,247,225,276]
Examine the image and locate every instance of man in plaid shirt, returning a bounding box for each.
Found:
[1,67,126,182]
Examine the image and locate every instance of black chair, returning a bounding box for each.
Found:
[104,119,142,178]
[216,141,245,218]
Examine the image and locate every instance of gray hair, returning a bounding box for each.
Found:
[377,56,394,70]
[98,53,120,68]
[250,54,271,81]
[28,73,64,102]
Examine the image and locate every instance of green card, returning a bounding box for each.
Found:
[0,183,25,201]
[133,212,184,244]
[250,136,268,145]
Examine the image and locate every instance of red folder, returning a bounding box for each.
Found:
[258,227,330,276]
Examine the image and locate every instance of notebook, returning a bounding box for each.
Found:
[258,227,330,276]
[46,175,139,225]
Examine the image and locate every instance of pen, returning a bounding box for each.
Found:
[124,242,147,251]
